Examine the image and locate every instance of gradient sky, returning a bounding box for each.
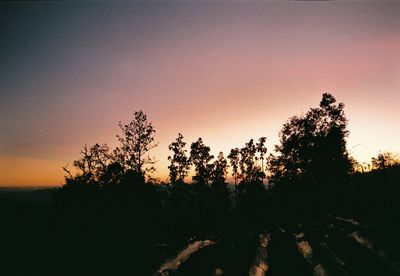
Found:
[1,2,399,186]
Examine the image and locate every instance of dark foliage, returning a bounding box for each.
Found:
[268,93,352,221]
[2,94,400,275]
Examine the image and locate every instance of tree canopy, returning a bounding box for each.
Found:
[190,137,214,186]
[64,110,158,188]
[114,110,158,178]
[268,93,352,191]
[168,133,191,184]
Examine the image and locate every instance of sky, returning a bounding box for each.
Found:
[1,2,399,186]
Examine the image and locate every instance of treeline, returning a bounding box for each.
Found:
[56,109,270,238]
[56,93,400,228]
[13,92,397,275]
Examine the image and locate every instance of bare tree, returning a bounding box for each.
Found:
[114,110,158,179]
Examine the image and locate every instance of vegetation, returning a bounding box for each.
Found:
[2,93,400,275]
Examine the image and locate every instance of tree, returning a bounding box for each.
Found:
[268,93,351,192]
[227,138,267,196]
[372,152,400,170]
[256,137,267,183]
[190,137,214,186]
[228,147,240,197]
[239,139,265,183]
[74,144,111,176]
[114,110,158,179]
[211,152,229,186]
[209,152,231,231]
[62,143,112,188]
[168,133,191,184]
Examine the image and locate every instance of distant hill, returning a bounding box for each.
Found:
[0,186,59,205]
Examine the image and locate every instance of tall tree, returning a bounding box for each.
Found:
[114,110,158,179]
[268,93,351,191]
[239,139,264,183]
[209,151,231,231]
[211,152,229,186]
[168,133,191,184]
[190,137,214,186]
[256,137,268,183]
[228,147,240,198]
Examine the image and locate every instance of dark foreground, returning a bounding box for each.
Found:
[157,216,400,276]
[1,187,399,276]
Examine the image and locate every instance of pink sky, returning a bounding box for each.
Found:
[1,2,399,185]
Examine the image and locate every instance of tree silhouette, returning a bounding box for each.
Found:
[114,110,158,180]
[168,133,191,184]
[372,152,400,170]
[209,151,231,232]
[228,147,241,198]
[268,93,351,195]
[211,151,229,186]
[256,137,267,183]
[62,143,113,191]
[239,139,265,183]
[8,96,400,276]
[190,137,214,186]
[232,139,267,226]
[75,144,111,178]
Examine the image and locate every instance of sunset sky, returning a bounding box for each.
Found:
[1,2,399,186]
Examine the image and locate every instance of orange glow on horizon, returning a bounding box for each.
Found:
[1,2,399,186]
[0,155,64,187]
